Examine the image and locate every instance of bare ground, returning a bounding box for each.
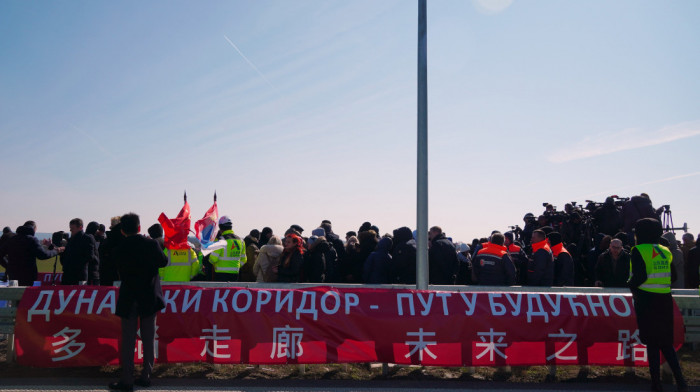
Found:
[1,337,698,385]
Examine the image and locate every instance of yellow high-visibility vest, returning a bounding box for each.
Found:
[633,243,672,294]
[209,230,247,274]
[159,248,201,282]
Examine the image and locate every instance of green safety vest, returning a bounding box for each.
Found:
[209,230,247,274]
[633,243,672,294]
[159,248,201,282]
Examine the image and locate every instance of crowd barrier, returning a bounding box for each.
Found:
[1,282,699,367]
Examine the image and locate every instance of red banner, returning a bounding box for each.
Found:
[13,286,684,367]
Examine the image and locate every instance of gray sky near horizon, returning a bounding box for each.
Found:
[1,0,699,242]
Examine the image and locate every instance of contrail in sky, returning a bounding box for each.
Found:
[549,120,700,163]
[224,35,277,92]
[71,124,114,158]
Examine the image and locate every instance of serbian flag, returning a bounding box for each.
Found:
[195,201,219,248]
[158,198,191,250]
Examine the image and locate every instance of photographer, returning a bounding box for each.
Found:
[593,197,622,236]
[621,193,659,239]
[521,213,537,246]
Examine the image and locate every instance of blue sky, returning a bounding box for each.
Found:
[1,0,698,242]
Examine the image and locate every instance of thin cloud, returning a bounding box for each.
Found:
[577,171,700,200]
[549,120,700,163]
[472,0,514,15]
[224,35,278,94]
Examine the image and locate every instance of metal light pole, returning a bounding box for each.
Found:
[416,0,429,290]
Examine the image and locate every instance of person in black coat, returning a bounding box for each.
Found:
[594,238,630,287]
[593,197,622,236]
[428,226,459,285]
[548,232,574,287]
[527,230,554,286]
[303,235,327,283]
[363,237,392,284]
[0,222,63,286]
[109,213,167,392]
[621,194,660,240]
[61,218,99,285]
[391,227,417,284]
[0,227,15,249]
[319,222,345,281]
[99,223,124,286]
[628,218,687,392]
[687,243,700,290]
[356,230,378,280]
[471,233,515,286]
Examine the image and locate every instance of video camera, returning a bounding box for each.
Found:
[51,231,65,247]
[611,195,630,208]
[584,200,603,211]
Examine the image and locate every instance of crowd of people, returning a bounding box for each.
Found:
[0,193,698,290]
[0,196,694,392]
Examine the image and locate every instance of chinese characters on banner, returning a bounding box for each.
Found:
[13,286,684,367]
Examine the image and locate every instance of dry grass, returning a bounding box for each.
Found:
[1,337,698,385]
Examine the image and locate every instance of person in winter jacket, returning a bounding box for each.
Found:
[391,227,417,284]
[687,239,700,289]
[455,242,473,285]
[109,212,167,391]
[0,221,63,286]
[303,234,328,283]
[278,233,304,283]
[100,221,125,286]
[258,227,273,248]
[594,238,630,288]
[353,230,378,282]
[548,232,574,286]
[428,226,459,285]
[61,218,99,285]
[319,222,344,282]
[363,237,392,284]
[628,218,687,392]
[593,197,622,236]
[586,234,611,285]
[341,236,361,283]
[239,231,260,282]
[527,230,554,286]
[661,231,685,289]
[471,233,515,286]
[621,194,660,239]
[504,231,528,285]
[253,235,283,282]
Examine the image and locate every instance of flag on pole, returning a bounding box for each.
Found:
[158,193,191,250]
[195,199,219,248]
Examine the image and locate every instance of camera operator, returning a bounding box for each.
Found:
[521,213,537,246]
[561,211,583,247]
[593,197,622,236]
[61,218,99,285]
[621,193,660,241]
